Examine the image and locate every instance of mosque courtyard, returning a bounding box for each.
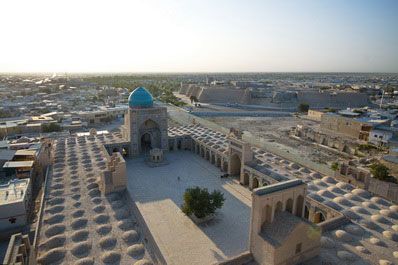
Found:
[126,150,252,265]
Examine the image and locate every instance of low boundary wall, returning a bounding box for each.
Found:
[125,193,167,265]
[29,166,50,264]
[215,251,253,265]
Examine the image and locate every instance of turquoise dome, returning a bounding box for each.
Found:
[128,86,153,107]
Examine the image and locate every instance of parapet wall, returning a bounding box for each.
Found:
[337,162,398,204]
[368,177,398,203]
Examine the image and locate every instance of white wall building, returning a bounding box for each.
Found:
[370,128,393,146]
[0,178,31,232]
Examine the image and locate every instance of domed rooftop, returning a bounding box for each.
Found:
[128,87,153,107]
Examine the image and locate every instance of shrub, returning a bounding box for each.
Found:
[182,187,225,219]
[297,103,309,113]
[324,107,336,113]
[369,163,396,183]
[357,144,377,151]
[331,162,339,171]
[41,123,62,133]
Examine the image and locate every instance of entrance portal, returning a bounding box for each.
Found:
[141,133,152,152]
[229,153,241,178]
[139,119,161,152]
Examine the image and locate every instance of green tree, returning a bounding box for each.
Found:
[297,103,309,113]
[325,107,336,113]
[369,163,390,181]
[331,162,339,171]
[190,95,199,104]
[182,187,225,219]
[41,123,62,133]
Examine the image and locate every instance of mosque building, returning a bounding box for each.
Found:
[25,87,398,265]
[99,87,323,264]
[122,86,168,156]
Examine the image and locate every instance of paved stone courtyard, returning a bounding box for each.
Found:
[126,151,252,265]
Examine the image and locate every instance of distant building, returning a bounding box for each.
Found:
[369,126,398,147]
[307,109,326,121]
[77,106,127,125]
[0,178,31,232]
[320,113,389,141]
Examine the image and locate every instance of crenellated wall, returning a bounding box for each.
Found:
[99,145,126,194]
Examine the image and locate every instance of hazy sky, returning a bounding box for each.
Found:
[1,0,397,73]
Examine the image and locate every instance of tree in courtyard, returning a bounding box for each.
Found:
[369,163,390,181]
[182,186,225,219]
[297,103,309,113]
[190,95,199,104]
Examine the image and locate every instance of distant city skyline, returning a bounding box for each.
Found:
[0,0,397,73]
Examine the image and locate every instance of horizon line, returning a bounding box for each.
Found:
[1,71,398,75]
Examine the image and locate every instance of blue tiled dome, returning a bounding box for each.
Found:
[128,87,153,107]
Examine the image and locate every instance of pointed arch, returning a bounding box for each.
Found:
[286,198,293,213]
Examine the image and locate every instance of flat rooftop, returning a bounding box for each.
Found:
[3,161,34,168]
[0,178,29,205]
[127,151,252,265]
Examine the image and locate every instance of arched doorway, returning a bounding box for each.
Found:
[286,198,293,213]
[314,212,325,223]
[304,206,309,219]
[296,195,304,217]
[177,140,182,150]
[229,153,241,177]
[252,177,259,189]
[141,133,152,152]
[262,205,273,230]
[275,201,283,215]
[222,161,228,172]
[200,147,204,158]
[206,150,210,161]
[211,154,215,164]
[216,157,221,168]
[243,173,249,185]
